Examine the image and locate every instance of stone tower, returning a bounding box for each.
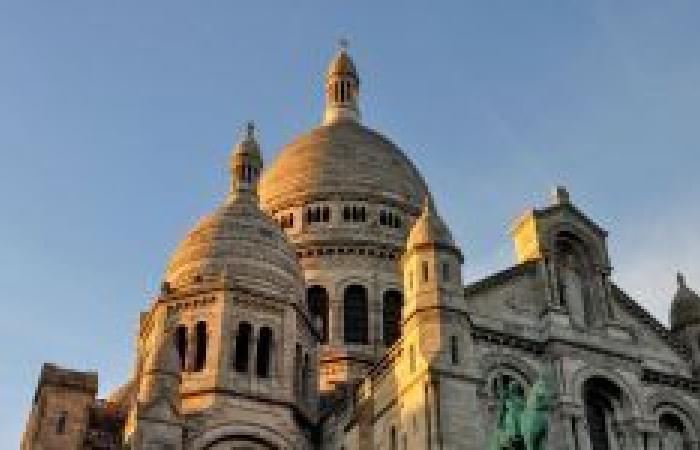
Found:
[670,272,700,375]
[123,124,320,449]
[21,364,98,450]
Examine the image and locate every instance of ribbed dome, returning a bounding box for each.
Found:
[164,195,302,296]
[259,121,428,213]
[670,273,700,331]
[406,197,457,250]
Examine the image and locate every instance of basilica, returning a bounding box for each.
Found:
[21,47,700,450]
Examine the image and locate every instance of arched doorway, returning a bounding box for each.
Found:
[659,413,688,450]
[583,377,624,450]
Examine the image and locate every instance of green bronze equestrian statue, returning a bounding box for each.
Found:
[489,371,554,450]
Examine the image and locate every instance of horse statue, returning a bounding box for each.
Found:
[489,371,554,450]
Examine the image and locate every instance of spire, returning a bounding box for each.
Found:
[323,41,361,125]
[229,121,263,199]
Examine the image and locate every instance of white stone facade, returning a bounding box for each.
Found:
[21,48,700,450]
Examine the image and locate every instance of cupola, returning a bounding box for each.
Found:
[230,121,263,198]
[323,41,361,125]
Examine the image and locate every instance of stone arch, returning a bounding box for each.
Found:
[646,389,700,443]
[480,352,539,386]
[191,423,295,450]
[544,221,608,267]
[571,365,642,417]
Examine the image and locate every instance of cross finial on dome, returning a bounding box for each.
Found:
[338,38,349,52]
[550,185,571,206]
[678,271,687,288]
[245,121,255,140]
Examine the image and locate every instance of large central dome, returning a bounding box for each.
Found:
[259,120,428,214]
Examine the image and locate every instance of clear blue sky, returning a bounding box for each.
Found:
[1,0,699,445]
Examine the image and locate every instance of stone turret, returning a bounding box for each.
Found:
[323,41,361,125]
[403,196,464,313]
[21,364,98,450]
[230,121,263,198]
[670,272,700,374]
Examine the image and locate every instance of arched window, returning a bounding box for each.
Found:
[555,233,596,326]
[194,321,207,372]
[56,411,67,434]
[234,322,252,373]
[344,284,369,344]
[380,210,387,225]
[175,325,188,371]
[390,426,397,450]
[343,206,351,221]
[442,262,450,282]
[382,290,403,346]
[302,353,310,398]
[584,377,622,450]
[394,214,401,228]
[409,344,416,373]
[422,261,430,282]
[322,206,330,222]
[492,373,525,399]
[307,286,329,343]
[256,327,273,378]
[450,335,459,365]
[294,344,302,398]
[659,413,687,450]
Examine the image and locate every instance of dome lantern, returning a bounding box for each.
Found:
[230,121,263,200]
[323,41,361,125]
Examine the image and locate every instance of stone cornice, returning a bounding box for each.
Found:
[463,260,538,297]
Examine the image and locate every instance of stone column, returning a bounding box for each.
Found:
[577,416,592,450]
[645,431,661,450]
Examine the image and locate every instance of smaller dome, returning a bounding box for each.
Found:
[406,196,457,251]
[670,272,700,331]
[164,195,302,296]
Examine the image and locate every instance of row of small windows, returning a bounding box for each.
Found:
[175,322,207,373]
[408,261,451,290]
[175,321,274,379]
[343,205,366,222]
[307,285,403,346]
[379,210,401,228]
[233,322,273,378]
[235,164,259,184]
[331,79,354,103]
[277,205,404,228]
[306,206,331,223]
